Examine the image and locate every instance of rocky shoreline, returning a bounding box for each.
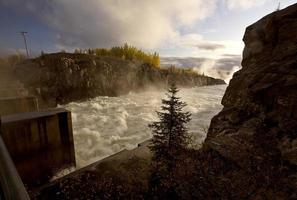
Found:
[13,53,225,108]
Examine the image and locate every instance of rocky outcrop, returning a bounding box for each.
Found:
[202,4,297,199]
[13,53,225,108]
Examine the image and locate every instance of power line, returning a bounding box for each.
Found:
[20,31,29,58]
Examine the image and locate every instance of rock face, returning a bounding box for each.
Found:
[13,53,225,108]
[203,4,297,199]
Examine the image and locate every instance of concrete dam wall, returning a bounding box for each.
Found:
[0,96,76,185]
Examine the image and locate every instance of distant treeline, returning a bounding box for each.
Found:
[74,43,160,67]
[161,66,204,76]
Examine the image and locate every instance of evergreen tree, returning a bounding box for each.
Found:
[148,83,191,199]
[149,83,191,163]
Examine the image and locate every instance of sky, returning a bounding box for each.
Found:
[0,0,296,81]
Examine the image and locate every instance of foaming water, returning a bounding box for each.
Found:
[62,85,227,167]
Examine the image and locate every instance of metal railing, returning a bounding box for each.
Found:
[0,121,30,200]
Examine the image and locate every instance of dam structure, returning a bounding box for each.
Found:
[0,87,76,198]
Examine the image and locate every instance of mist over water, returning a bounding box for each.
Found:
[62,85,227,168]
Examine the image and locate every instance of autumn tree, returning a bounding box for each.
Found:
[86,44,160,67]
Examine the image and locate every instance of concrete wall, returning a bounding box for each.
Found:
[0,96,38,116]
[0,108,75,185]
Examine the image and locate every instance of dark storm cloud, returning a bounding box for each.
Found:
[0,0,218,50]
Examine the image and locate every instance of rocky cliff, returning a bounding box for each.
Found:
[13,53,225,108]
[202,4,297,199]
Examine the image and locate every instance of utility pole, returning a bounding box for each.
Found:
[20,31,29,58]
[277,2,281,11]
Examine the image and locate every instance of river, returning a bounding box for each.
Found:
[62,84,227,167]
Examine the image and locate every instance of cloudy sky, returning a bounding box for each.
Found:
[0,0,296,81]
